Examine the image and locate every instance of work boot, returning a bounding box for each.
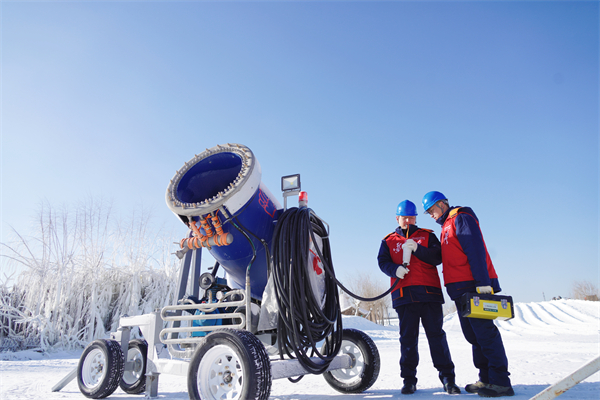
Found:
[478,384,515,397]
[465,380,488,393]
[444,382,461,394]
[401,383,416,395]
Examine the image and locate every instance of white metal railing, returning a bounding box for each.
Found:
[160,290,247,344]
[529,355,600,400]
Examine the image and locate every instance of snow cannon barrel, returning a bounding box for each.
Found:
[166,143,282,300]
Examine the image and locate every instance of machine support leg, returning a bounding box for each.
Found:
[146,371,161,398]
[51,367,77,392]
[119,326,131,358]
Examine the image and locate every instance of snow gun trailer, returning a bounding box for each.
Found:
[53,143,380,400]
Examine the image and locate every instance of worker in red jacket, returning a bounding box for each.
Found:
[378,200,460,395]
[423,191,514,398]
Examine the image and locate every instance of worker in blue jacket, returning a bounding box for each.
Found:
[423,191,514,398]
[378,200,460,395]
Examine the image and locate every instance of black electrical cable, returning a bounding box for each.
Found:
[224,202,399,381]
[223,200,396,304]
[305,209,402,303]
[311,210,400,302]
[271,207,343,378]
[225,201,398,302]
[330,266,402,302]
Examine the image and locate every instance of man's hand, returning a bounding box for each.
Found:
[402,239,418,253]
[396,266,409,279]
[402,240,417,265]
[476,286,493,294]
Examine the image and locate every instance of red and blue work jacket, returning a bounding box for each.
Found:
[378,226,444,308]
[437,206,501,300]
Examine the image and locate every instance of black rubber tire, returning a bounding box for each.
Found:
[187,328,271,400]
[77,339,124,399]
[119,339,148,394]
[322,328,380,394]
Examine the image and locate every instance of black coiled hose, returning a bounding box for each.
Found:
[271,207,343,378]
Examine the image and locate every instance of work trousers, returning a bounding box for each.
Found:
[396,302,455,386]
[454,300,511,387]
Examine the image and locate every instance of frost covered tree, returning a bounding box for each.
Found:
[1,198,180,351]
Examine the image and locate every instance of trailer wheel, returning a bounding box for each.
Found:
[119,339,147,394]
[77,339,124,399]
[187,328,271,400]
[322,328,380,393]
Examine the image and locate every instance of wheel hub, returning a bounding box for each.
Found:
[347,352,357,369]
[133,358,143,372]
[221,369,234,384]
[328,339,366,383]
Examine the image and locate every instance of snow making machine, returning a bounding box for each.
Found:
[56,143,381,400]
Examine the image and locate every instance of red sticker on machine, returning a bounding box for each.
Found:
[258,189,277,217]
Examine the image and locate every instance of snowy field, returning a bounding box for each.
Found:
[1,299,598,400]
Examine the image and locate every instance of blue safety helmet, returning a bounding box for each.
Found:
[396,200,418,216]
[422,191,447,213]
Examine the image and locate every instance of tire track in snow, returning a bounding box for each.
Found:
[498,303,554,337]
[529,302,564,325]
[525,302,587,335]
[496,301,599,338]
[499,303,559,336]
[538,301,586,324]
[519,303,552,327]
[547,301,599,324]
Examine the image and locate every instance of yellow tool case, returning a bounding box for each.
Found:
[459,292,514,321]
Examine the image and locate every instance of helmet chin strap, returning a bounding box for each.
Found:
[430,202,444,217]
[437,202,448,215]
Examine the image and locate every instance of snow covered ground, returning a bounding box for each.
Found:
[1,299,598,400]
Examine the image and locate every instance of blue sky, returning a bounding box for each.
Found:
[1,1,598,304]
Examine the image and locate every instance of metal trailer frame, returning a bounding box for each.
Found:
[53,246,363,399]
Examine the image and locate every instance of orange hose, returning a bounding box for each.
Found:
[182,219,211,249]
[179,215,232,250]
[188,219,203,237]
[211,214,224,236]
[215,234,228,246]
[200,217,214,237]
[200,235,209,248]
